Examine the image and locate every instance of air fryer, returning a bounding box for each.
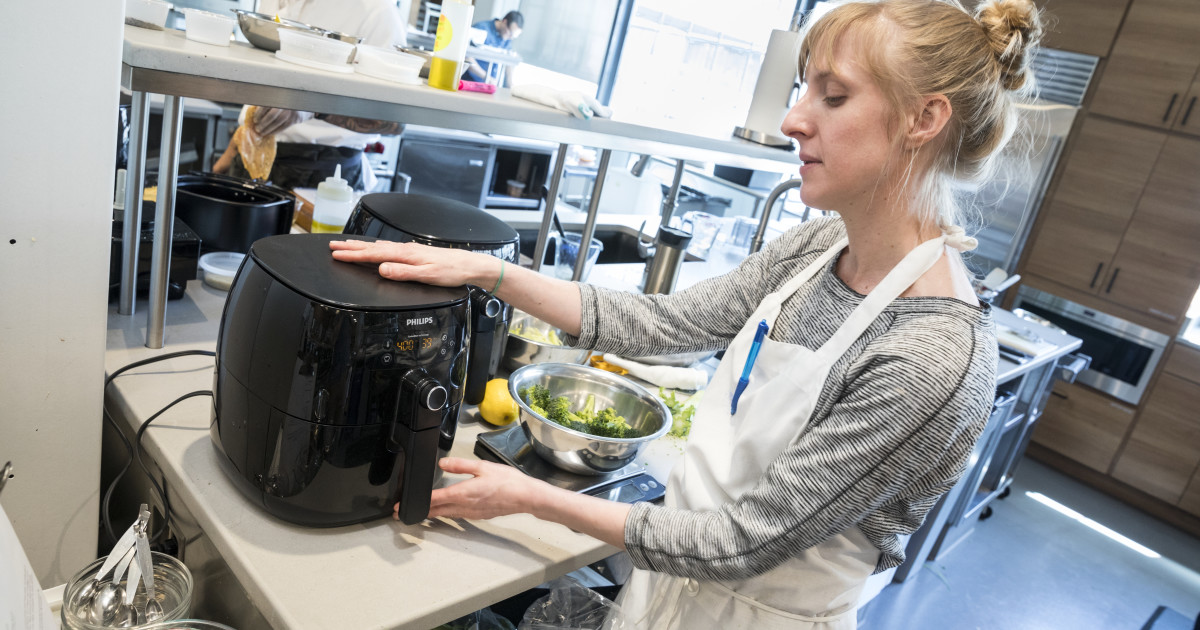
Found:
[211,233,470,526]
[344,193,520,405]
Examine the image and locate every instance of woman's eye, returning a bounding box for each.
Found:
[824,95,846,106]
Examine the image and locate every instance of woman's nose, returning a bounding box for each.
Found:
[781,95,813,139]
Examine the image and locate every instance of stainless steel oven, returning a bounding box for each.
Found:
[1012,286,1170,405]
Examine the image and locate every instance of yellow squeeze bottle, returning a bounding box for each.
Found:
[428,0,474,91]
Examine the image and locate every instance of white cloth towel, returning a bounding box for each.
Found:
[512,84,613,120]
[603,354,708,391]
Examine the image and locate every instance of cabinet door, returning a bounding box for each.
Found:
[1032,0,1132,57]
[1102,134,1200,324]
[1111,374,1200,502]
[1172,74,1200,136]
[1032,380,1139,472]
[1179,465,1200,516]
[1090,0,1200,129]
[1023,117,1165,293]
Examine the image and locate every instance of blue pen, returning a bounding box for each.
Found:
[731,319,769,414]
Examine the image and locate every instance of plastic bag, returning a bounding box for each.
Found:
[233,105,277,181]
[435,607,516,630]
[518,576,626,630]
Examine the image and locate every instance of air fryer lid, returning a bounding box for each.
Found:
[357,193,519,246]
[249,234,468,310]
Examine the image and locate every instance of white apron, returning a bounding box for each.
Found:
[617,231,972,630]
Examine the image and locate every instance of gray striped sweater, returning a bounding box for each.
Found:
[569,217,997,579]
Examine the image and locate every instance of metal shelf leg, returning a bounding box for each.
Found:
[146,95,183,349]
[119,91,150,315]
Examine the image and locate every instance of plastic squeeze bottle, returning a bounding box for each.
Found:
[428,0,474,91]
[310,165,354,233]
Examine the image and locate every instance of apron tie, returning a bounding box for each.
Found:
[941,224,978,252]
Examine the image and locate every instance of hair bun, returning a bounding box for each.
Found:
[976,0,1043,91]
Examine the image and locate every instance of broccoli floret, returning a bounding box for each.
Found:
[659,387,701,439]
[519,384,551,411]
[575,394,598,423]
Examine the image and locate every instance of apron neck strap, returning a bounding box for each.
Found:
[816,234,949,357]
[758,237,850,320]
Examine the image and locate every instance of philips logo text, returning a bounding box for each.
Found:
[407,317,435,326]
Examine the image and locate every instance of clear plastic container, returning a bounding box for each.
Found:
[61,552,193,630]
[354,45,425,84]
[278,29,356,66]
[125,0,172,29]
[182,8,234,47]
[199,252,245,291]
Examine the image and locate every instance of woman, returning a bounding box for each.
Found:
[330,0,1042,626]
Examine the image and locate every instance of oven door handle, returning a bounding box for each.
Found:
[1056,353,1091,383]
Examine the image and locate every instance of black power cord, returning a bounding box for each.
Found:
[101,350,215,551]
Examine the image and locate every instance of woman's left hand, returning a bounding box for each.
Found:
[421,457,545,521]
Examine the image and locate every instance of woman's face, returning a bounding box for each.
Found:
[782,32,903,213]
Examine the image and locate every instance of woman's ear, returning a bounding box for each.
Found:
[905,94,952,149]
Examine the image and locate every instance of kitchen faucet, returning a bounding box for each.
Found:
[751,178,803,253]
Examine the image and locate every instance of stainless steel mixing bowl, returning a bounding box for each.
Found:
[508,363,671,475]
[502,311,591,371]
[232,10,322,52]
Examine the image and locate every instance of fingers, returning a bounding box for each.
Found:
[437,457,484,475]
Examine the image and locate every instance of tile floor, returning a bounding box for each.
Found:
[860,458,1200,630]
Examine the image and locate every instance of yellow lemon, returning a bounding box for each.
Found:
[479,378,519,426]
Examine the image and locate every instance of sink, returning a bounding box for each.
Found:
[517,225,648,265]
[516,224,700,266]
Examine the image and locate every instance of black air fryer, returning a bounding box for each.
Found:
[344,193,519,405]
[211,234,470,526]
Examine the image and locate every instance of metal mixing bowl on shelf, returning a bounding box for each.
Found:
[502,310,591,371]
[508,363,671,475]
[232,9,322,52]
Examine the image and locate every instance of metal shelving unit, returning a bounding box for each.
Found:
[119,25,799,348]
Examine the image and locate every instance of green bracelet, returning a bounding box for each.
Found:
[491,260,505,294]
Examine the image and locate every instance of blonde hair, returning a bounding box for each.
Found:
[798,0,1043,231]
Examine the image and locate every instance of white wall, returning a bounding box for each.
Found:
[0,1,123,585]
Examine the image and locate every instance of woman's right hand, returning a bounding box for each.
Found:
[329,239,499,288]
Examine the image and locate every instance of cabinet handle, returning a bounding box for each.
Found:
[1051,391,1068,399]
[1183,97,1197,127]
[1089,262,1104,288]
[1163,93,1179,124]
[1105,267,1120,293]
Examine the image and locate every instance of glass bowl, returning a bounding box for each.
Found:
[61,552,193,630]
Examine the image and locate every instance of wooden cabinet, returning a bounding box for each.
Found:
[1171,75,1200,136]
[1180,471,1200,515]
[1101,134,1200,321]
[1113,343,1200,513]
[1033,380,1139,472]
[1023,118,1200,326]
[1111,373,1200,502]
[1032,0,1131,58]
[1090,0,1200,130]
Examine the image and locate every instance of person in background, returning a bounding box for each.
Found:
[462,10,523,85]
[213,0,408,191]
[332,0,1039,627]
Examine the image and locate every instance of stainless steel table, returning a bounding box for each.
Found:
[119,25,799,347]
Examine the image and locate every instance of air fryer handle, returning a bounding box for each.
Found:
[464,290,502,405]
[391,368,449,525]
[393,425,441,525]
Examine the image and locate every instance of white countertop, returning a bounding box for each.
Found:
[105,281,659,630]
[121,25,799,173]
